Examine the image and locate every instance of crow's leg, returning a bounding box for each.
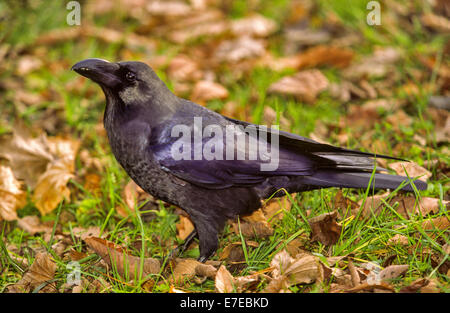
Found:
[169,229,198,258]
[195,221,219,263]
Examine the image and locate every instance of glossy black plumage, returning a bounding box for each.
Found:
[72,59,427,261]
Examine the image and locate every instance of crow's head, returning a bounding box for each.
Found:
[72,59,170,106]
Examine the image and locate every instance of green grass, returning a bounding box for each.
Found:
[0,0,448,293]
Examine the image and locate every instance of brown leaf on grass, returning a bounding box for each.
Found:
[167,54,203,82]
[71,226,102,241]
[85,237,160,281]
[176,215,195,241]
[195,263,217,279]
[171,258,203,284]
[308,211,342,246]
[8,252,56,293]
[191,80,229,103]
[215,36,266,63]
[262,106,291,130]
[388,234,409,246]
[36,25,156,51]
[344,281,395,293]
[388,162,432,182]
[262,195,293,221]
[32,157,75,215]
[268,69,329,103]
[333,190,359,217]
[379,264,409,281]
[357,192,390,218]
[421,13,450,33]
[422,216,450,231]
[0,165,26,221]
[264,250,320,292]
[166,10,229,44]
[231,14,278,37]
[146,0,191,17]
[17,215,53,235]
[342,47,401,79]
[118,180,158,218]
[234,208,274,239]
[296,45,354,69]
[215,265,235,293]
[0,129,79,215]
[389,196,447,218]
[399,278,430,293]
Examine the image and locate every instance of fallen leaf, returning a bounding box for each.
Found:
[421,13,450,33]
[8,252,56,293]
[215,36,266,63]
[32,157,74,215]
[191,80,229,103]
[215,265,234,293]
[85,237,160,281]
[422,216,450,231]
[343,47,401,79]
[264,250,320,292]
[231,14,277,37]
[296,45,354,69]
[176,215,195,241]
[399,278,430,293]
[388,162,432,182]
[167,54,203,82]
[195,263,217,279]
[379,264,409,281]
[308,211,342,246]
[71,226,102,241]
[0,165,26,221]
[17,215,53,235]
[268,69,329,103]
[387,234,409,246]
[171,258,203,283]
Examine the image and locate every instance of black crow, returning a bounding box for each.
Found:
[72,58,427,262]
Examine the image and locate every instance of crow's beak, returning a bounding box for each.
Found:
[71,58,121,88]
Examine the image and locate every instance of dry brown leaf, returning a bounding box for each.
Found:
[388,162,432,182]
[195,263,217,279]
[171,258,203,283]
[85,237,160,281]
[167,11,229,44]
[146,1,191,17]
[176,215,195,241]
[268,69,329,103]
[343,47,401,79]
[421,13,450,33]
[264,250,320,292]
[8,252,56,293]
[399,278,430,293]
[422,216,450,231]
[297,45,354,69]
[262,106,291,130]
[0,165,26,221]
[32,157,74,215]
[17,215,53,235]
[387,234,409,246]
[333,190,359,217]
[379,264,409,281]
[0,129,79,215]
[231,14,277,37]
[308,211,342,246]
[215,265,235,293]
[191,80,229,103]
[344,281,395,293]
[232,220,274,239]
[262,195,293,221]
[215,36,266,63]
[71,226,102,241]
[167,54,203,82]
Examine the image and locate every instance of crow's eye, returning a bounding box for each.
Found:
[125,72,136,82]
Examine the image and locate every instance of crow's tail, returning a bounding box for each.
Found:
[299,170,427,192]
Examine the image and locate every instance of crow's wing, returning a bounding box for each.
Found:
[150,112,402,189]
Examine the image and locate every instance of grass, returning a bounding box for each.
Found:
[0,0,448,292]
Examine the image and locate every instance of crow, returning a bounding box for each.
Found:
[72,58,427,262]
